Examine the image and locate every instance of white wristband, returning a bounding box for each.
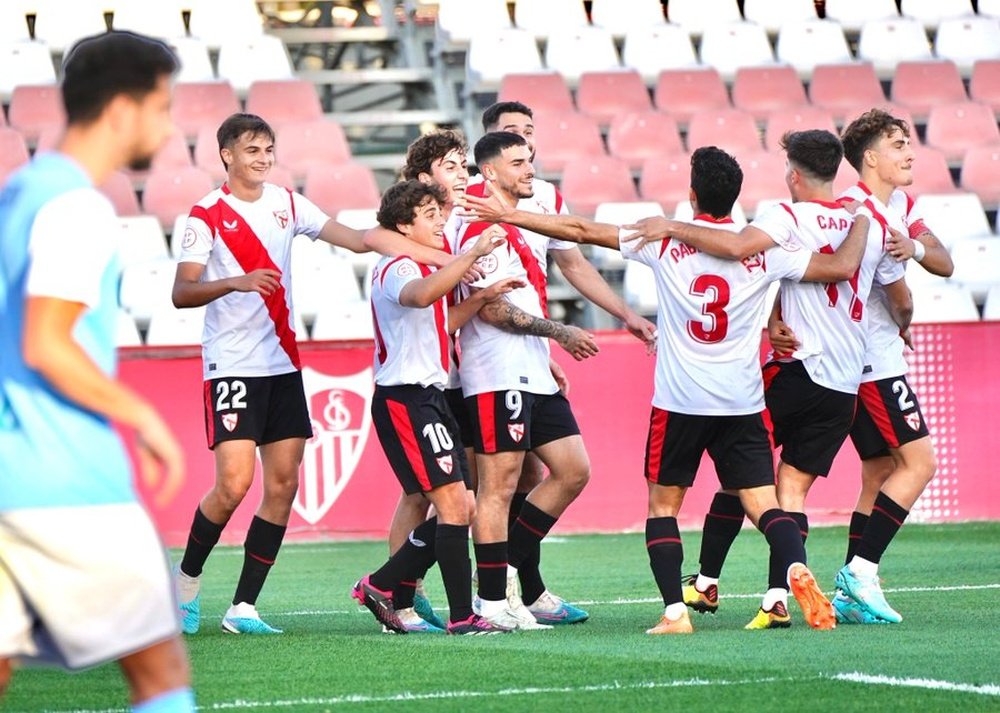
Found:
[912,240,926,262]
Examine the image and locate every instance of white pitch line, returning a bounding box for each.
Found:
[832,672,1000,696]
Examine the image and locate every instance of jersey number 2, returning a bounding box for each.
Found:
[688,274,730,344]
[216,380,247,411]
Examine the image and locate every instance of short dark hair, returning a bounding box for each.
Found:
[780,129,843,182]
[377,180,447,230]
[473,131,528,167]
[402,129,468,181]
[690,147,742,219]
[217,113,275,170]
[482,101,533,131]
[61,31,178,125]
[841,109,912,172]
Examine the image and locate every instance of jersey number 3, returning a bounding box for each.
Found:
[688,274,730,344]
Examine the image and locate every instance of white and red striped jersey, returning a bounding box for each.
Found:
[752,200,905,395]
[622,216,811,415]
[179,182,330,380]
[370,255,450,388]
[456,220,558,397]
[840,182,924,382]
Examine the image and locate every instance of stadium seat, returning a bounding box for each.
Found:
[435,0,512,47]
[0,127,29,183]
[0,2,31,44]
[824,0,900,34]
[685,109,762,158]
[193,126,228,183]
[653,68,730,125]
[114,215,169,269]
[959,146,1000,209]
[899,0,975,31]
[111,0,186,39]
[890,61,968,119]
[667,0,742,37]
[497,73,575,115]
[115,309,143,347]
[334,208,380,277]
[731,65,808,121]
[8,84,64,141]
[765,107,838,151]
[187,0,264,49]
[934,16,1000,76]
[141,166,215,229]
[737,151,792,211]
[699,21,776,81]
[639,153,694,211]
[674,199,748,224]
[303,162,381,216]
[145,305,207,346]
[291,239,360,324]
[559,156,638,216]
[170,82,241,139]
[217,35,294,94]
[969,60,1000,114]
[246,80,324,128]
[947,237,1000,303]
[910,283,980,323]
[530,112,605,173]
[32,0,108,53]
[544,26,621,84]
[149,132,194,172]
[776,19,853,79]
[907,144,959,196]
[833,159,861,197]
[514,0,588,39]
[607,111,683,170]
[924,101,1000,164]
[576,70,652,125]
[981,0,1000,19]
[33,125,61,154]
[621,24,698,82]
[743,0,817,35]
[982,285,1000,320]
[98,170,141,217]
[808,63,886,121]
[466,28,543,91]
[591,200,665,268]
[0,41,56,102]
[275,120,351,180]
[169,214,190,257]
[168,37,216,84]
[311,299,374,341]
[857,18,933,80]
[623,260,657,315]
[590,0,666,36]
[915,192,993,248]
[119,256,178,328]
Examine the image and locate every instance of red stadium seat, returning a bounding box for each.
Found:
[303,162,381,215]
[142,166,215,229]
[8,84,65,141]
[193,125,229,183]
[150,132,194,171]
[908,143,959,196]
[970,60,1000,115]
[0,127,30,183]
[685,109,762,158]
[266,164,298,191]
[170,82,241,139]
[639,153,693,211]
[653,68,730,126]
[731,66,808,121]
[576,70,652,126]
[959,145,1000,209]
[245,80,324,129]
[607,111,683,170]
[98,170,142,217]
[530,111,605,174]
[559,155,639,217]
[737,151,791,210]
[275,120,352,180]
[765,107,838,151]
[33,125,61,155]
[890,60,968,119]
[808,63,886,121]
[497,73,575,115]
[833,159,861,197]
[924,101,1000,164]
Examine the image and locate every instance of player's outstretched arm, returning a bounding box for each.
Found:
[623,217,774,260]
[477,299,599,361]
[800,214,870,283]
[317,218,369,254]
[363,225,452,267]
[399,226,506,308]
[172,261,281,308]
[461,191,619,248]
[882,276,914,332]
[886,227,954,277]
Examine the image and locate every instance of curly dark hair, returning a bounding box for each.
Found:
[841,109,911,172]
[690,147,743,219]
[376,180,447,230]
[402,129,468,181]
[780,129,843,183]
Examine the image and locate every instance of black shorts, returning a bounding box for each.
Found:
[445,387,475,449]
[203,371,312,448]
[763,360,857,478]
[850,375,931,460]
[644,407,775,490]
[372,385,471,495]
[466,390,580,454]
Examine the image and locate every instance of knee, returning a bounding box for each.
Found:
[213,476,252,514]
[553,461,590,498]
[263,472,299,504]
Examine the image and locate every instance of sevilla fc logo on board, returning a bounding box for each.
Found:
[904,412,922,431]
[294,367,374,525]
[221,412,238,432]
[436,455,454,475]
[273,210,289,229]
[508,423,525,443]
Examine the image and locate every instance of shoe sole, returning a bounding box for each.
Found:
[790,565,836,630]
[835,571,903,624]
[686,601,719,615]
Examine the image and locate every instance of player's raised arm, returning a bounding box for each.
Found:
[363,223,453,267]
[399,224,506,308]
[623,216,776,261]
[317,217,369,253]
[886,225,954,277]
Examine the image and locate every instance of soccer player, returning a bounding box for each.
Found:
[0,31,194,712]
[171,113,370,635]
[458,131,602,630]
[354,180,521,635]
[625,130,913,628]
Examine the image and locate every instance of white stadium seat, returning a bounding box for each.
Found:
[311,299,374,341]
[145,305,207,346]
[910,283,980,323]
[115,215,169,270]
[119,257,178,329]
[914,193,993,249]
[950,237,1000,303]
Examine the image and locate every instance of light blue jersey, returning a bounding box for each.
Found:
[0,153,135,510]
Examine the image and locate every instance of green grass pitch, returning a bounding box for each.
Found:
[5,522,999,712]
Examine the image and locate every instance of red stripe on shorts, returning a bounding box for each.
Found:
[203,380,215,447]
[477,392,497,453]
[386,399,431,491]
[858,381,900,448]
[645,407,669,482]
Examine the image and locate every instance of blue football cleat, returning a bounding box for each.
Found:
[413,592,447,630]
[527,590,589,625]
[835,565,902,624]
[832,590,892,625]
[221,603,283,634]
[179,594,201,635]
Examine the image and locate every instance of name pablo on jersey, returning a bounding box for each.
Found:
[665,240,767,275]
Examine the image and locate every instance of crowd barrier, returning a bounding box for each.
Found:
[120,323,1000,546]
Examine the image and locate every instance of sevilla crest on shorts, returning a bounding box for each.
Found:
[508,423,525,443]
[904,412,922,431]
[221,412,238,432]
[273,209,289,229]
[436,455,454,474]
